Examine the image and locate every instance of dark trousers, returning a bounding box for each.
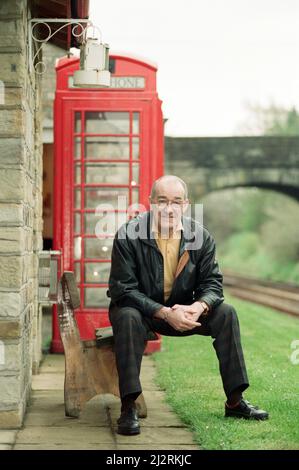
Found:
[108,302,249,399]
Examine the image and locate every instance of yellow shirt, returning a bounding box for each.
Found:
[152,219,183,302]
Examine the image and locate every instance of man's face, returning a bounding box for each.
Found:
[150,181,188,234]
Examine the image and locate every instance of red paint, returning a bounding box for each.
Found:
[52,53,164,354]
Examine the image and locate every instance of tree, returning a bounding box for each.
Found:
[237,104,299,136]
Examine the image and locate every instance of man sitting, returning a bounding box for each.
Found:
[108,175,269,435]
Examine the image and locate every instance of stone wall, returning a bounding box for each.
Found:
[0,0,43,428]
[42,43,66,144]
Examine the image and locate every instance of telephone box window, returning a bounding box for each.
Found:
[75,165,81,184]
[84,212,117,236]
[74,237,82,260]
[85,111,130,134]
[85,136,130,159]
[133,112,139,134]
[84,237,113,260]
[75,112,81,133]
[84,262,111,283]
[74,213,81,234]
[74,189,81,208]
[132,188,139,204]
[85,162,130,184]
[84,188,129,209]
[74,138,81,158]
[75,163,131,184]
[74,262,81,282]
[132,162,140,183]
[85,287,110,308]
[132,137,140,159]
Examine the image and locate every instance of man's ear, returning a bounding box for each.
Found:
[149,196,153,210]
[182,199,189,213]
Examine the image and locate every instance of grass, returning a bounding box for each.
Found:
[151,293,299,450]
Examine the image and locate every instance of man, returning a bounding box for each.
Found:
[108,175,268,436]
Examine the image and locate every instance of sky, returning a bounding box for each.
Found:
[90,0,299,137]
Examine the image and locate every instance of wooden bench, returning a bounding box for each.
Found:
[57,272,148,419]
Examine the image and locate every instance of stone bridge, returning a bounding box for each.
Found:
[165,136,299,201]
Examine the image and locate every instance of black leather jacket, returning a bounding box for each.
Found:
[108,211,224,318]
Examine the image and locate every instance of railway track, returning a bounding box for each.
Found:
[223,271,299,318]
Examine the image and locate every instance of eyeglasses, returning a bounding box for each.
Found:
[152,199,185,210]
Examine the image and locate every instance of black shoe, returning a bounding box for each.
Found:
[117,404,140,435]
[225,399,269,420]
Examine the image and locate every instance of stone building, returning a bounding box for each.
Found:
[0,0,89,428]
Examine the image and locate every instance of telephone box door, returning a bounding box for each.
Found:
[52,99,157,350]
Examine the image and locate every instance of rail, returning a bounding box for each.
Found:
[223,271,299,318]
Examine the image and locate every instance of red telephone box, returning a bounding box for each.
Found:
[52,53,164,353]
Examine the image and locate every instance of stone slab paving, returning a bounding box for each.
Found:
[0,354,200,451]
[0,431,17,450]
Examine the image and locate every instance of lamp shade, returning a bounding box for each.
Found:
[73,38,111,88]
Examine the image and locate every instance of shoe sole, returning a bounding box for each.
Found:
[117,426,140,435]
[225,413,269,421]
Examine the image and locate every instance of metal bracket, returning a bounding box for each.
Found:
[28,18,100,74]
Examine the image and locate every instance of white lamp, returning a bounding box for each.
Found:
[74,38,111,88]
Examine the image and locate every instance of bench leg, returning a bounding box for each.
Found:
[58,281,96,417]
[136,393,147,418]
[63,340,97,418]
[83,343,147,418]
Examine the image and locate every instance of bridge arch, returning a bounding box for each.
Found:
[165,136,299,201]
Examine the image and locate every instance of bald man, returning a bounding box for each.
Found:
[108,175,268,435]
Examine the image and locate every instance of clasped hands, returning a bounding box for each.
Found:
[157,302,206,333]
